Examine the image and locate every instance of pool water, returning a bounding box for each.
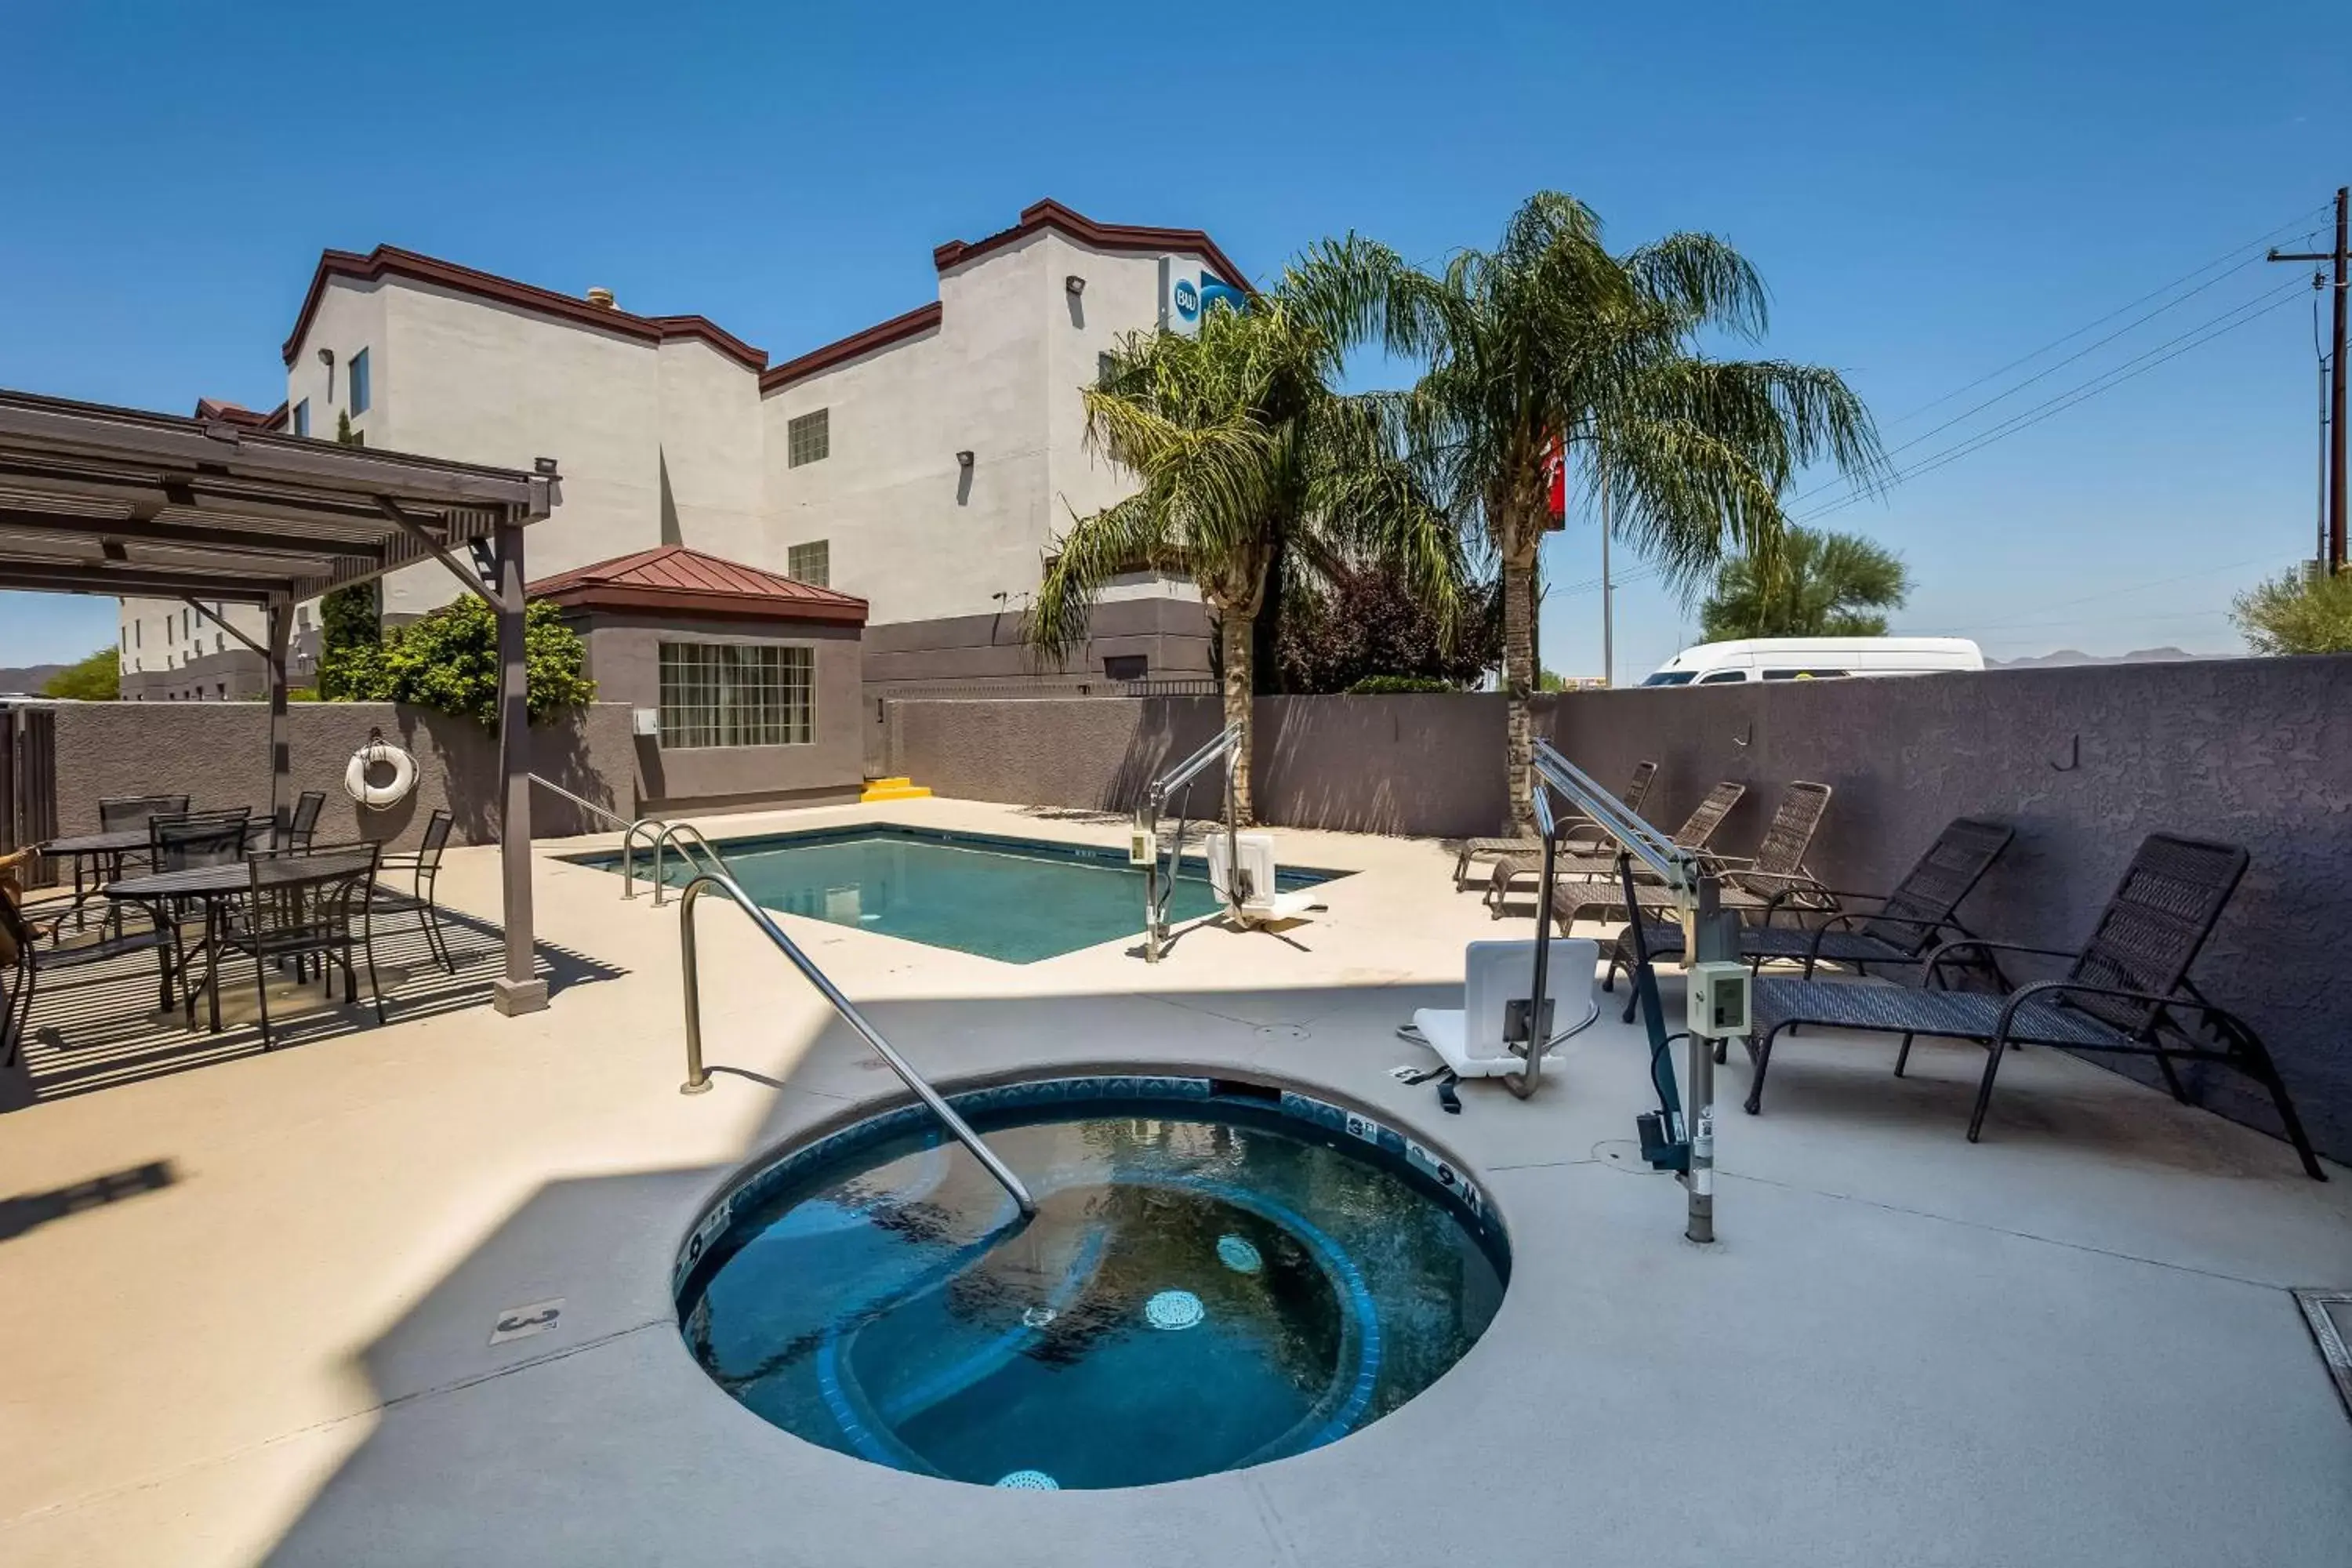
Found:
[583,826,1338,964]
[676,1079,1507,1490]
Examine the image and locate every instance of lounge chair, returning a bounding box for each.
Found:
[1551,781,1832,934]
[1453,760,1657,890]
[1486,781,1746,916]
[1740,832,2325,1180]
[1603,815,2016,1011]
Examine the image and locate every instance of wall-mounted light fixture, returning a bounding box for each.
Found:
[533,456,560,475]
[1065,274,1086,296]
[316,348,334,368]
[956,450,975,469]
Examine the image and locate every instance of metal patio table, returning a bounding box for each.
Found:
[103,850,376,1027]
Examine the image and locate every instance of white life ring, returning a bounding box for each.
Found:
[344,739,418,809]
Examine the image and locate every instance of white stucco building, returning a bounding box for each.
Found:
[122,201,1243,697]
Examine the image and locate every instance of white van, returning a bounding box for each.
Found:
[1641,637,1984,687]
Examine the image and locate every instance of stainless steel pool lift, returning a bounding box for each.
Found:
[675,869,1037,1217]
[1133,724,1245,963]
[527,775,735,903]
[1523,741,1740,1243]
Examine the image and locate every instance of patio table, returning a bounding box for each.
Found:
[39,829,154,927]
[103,850,376,1025]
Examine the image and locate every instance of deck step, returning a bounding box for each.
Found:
[861,777,932,802]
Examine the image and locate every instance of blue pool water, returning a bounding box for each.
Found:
[675,1077,1508,1490]
[577,826,1340,964]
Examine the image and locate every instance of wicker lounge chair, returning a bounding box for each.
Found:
[1603,815,2016,1011]
[1454,760,1656,890]
[1740,832,2325,1180]
[1486,781,1746,916]
[1551,781,1833,933]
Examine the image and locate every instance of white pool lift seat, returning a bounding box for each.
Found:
[1204,833,1324,926]
[1411,938,1599,1079]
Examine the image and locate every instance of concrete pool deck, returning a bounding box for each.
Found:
[2,797,2347,1566]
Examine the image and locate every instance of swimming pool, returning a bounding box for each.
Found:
[574,825,1342,964]
[674,1076,1507,1490]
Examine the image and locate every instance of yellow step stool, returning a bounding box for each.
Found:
[861,775,933,803]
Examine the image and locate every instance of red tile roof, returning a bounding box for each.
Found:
[530,545,867,626]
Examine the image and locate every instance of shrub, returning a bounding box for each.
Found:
[1345,673,1460,695]
[328,597,593,726]
[42,647,119,700]
[2231,566,2352,655]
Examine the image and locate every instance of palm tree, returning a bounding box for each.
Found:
[1286,193,1888,828]
[1029,296,1465,823]
[1699,525,1910,641]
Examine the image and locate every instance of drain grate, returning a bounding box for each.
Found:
[2293,1290,2352,1420]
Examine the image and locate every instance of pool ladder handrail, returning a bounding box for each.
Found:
[648,822,735,907]
[526,774,731,903]
[676,869,1037,1217]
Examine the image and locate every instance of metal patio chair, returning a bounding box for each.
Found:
[1552,781,1834,934]
[1453,760,1657,890]
[373,808,457,975]
[1,885,159,1069]
[1486,781,1747,916]
[1604,815,2016,1011]
[209,844,386,1051]
[1740,832,2325,1180]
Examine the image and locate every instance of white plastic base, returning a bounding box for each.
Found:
[1410,938,1599,1077]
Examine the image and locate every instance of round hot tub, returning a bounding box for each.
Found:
[673,1076,1508,1490]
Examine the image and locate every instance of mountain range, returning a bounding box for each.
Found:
[1987,646,2217,669]
[0,662,64,695]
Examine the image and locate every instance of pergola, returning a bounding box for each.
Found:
[0,388,561,1016]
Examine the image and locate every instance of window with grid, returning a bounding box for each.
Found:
[658,643,813,749]
[786,539,830,588]
[787,408,829,467]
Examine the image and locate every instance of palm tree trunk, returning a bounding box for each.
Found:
[1221,611,1255,827]
[1501,554,1536,832]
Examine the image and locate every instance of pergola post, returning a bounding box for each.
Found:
[266,595,292,833]
[491,514,546,1016]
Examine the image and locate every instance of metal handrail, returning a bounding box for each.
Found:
[677,869,1036,1216]
[1134,724,1243,962]
[649,822,735,906]
[527,774,670,900]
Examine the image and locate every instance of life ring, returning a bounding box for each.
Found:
[344,738,418,809]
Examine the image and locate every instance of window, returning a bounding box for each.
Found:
[786,540,830,588]
[1097,351,1117,387]
[292,399,310,437]
[1103,654,1149,682]
[1640,670,1692,686]
[348,347,371,415]
[134,621,141,648]
[787,408,829,467]
[659,643,812,749]
[1762,669,1850,681]
[1697,670,1748,684]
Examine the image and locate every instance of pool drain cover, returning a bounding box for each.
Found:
[996,1469,1060,1490]
[1216,1234,1263,1274]
[1145,1289,1205,1330]
[2295,1290,2352,1419]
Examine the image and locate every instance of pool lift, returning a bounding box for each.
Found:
[1467,741,1750,1243]
[1130,724,1257,963]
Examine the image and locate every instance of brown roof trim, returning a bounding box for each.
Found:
[280,246,769,372]
[758,302,943,394]
[193,397,286,430]
[932,199,1251,291]
[529,543,869,627]
[542,583,868,626]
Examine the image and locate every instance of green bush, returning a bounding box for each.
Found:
[326,597,593,726]
[42,646,120,700]
[2231,566,2352,655]
[1344,673,1460,695]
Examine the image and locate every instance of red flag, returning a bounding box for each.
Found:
[1542,434,1567,531]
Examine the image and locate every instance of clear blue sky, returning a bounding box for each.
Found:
[2,1,2343,676]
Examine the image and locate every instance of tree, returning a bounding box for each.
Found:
[1286,193,1887,828]
[315,408,382,699]
[2231,566,2352,655]
[1278,567,1501,694]
[330,597,593,727]
[1699,525,1909,641]
[1028,296,1466,822]
[42,647,119,700]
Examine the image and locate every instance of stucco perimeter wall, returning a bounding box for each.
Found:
[46,701,633,849]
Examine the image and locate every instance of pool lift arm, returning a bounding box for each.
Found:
[1131,724,1246,963]
[1523,741,1748,1243]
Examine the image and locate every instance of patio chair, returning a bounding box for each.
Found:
[373,808,458,975]
[209,844,385,1051]
[93,794,193,884]
[1604,815,2016,1015]
[1740,833,2325,1181]
[266,790,326,853]
[1453,761,1657,890]
[1551,781,1833,934]
[1486,781,1747,916]
[150,815,253,1000]
[1,883,158,1069]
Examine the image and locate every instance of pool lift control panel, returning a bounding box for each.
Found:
[1525,742,1747,1244]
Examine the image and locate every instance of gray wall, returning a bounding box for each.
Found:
[575,611,863,815]
[45,700,633,849]
[864,597,1214,688]
[888,656,2352,1162]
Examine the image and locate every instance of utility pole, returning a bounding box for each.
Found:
[1599,457,1615,686]
[2270,186,2348,574]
